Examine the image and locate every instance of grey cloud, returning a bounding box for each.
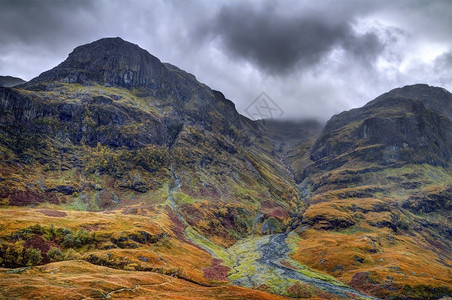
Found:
[433,50,452,89]
[0,0,95,46]
[195,2,387,75]
[375,1,452,42]
[435,51,452,71]
[342,31,385,66]
[0,0,101,80]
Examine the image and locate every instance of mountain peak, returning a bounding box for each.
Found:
[69,37,148,59]
[368,84,452,121]
[26,37,168,89]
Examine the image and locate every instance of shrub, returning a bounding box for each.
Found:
[47,247,64,262]
[64,248,81,260]
[63,228,73,236]
[2,241,25,267]
[28,224,46,234]
[24,246,42,266]
[45,224,57,241]
[133,145,169,172]
[74,229,91,247]
[61,231,75,249]
[261,217,283,234]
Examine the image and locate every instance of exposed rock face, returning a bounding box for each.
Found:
[402,185,452,213]
[373,84,452,120]
[1,38,246,149]
[24,38,241,128]
[0,75,26,87]
[0,86,169,148]
[310,85,452,170]
[27,37,166,89]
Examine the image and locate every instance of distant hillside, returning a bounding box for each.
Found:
[0,75,26,87]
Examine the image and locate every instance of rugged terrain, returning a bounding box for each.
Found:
[0,38,450,299]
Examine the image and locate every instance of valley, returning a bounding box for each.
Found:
[0,38,451,299]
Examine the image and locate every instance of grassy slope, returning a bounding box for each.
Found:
[290,162,452,298]
[0,207,294,300]
[0,260,291,300]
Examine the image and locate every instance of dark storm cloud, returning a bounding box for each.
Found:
[0,0,95,46]
[342,31,386,66]
[195,2,387,75]
[0,0,102,80]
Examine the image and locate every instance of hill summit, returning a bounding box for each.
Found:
[27,37,168,88]
[0,75,26,87]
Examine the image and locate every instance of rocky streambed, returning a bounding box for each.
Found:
[223,233,379,299]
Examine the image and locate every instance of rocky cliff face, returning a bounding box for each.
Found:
[0,86,169,148]
[310,85,452,171]
[373,84,452,120]
[25,38,240,129]
[27,37,166,89]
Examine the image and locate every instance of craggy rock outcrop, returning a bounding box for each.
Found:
[402,185,452,213]
[26,37,167,89]
[0,86,169,148]
[310,85,452,170]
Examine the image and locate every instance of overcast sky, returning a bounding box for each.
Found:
[1,0,451,120]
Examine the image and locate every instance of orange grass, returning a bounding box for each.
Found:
[0,260,290,300]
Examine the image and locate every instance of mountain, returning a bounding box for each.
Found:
[293,84,452,298]
[310,84,452,171]
[1,38,301,247]
[0,75,26,87]
[0,38,450,300]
